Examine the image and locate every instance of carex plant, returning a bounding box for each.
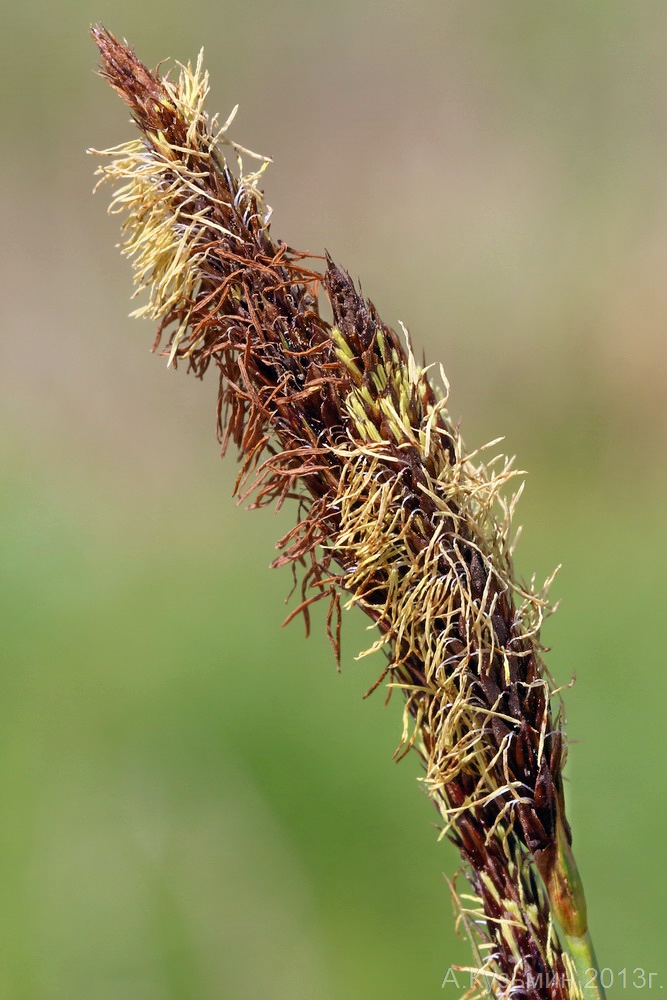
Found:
[90,27,604,1000]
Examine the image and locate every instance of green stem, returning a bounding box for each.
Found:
[565,929,606,1000]
[535,815,605,999]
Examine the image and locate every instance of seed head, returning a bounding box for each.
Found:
[90,27,602,999]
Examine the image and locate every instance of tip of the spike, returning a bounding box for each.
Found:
[90,23,116,54]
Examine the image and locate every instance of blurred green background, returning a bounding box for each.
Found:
[2,1,666,997]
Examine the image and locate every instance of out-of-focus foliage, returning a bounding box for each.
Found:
[1,2,665,997]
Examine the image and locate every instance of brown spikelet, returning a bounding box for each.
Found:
[90,27,604,1000]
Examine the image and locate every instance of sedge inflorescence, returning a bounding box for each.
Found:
[90,27,601,1000]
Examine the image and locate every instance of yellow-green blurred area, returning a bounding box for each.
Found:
[1,1,665,997]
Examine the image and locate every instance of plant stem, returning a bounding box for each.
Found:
[566,929,606,1000]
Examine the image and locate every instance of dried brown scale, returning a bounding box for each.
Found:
[91,28,600,999]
